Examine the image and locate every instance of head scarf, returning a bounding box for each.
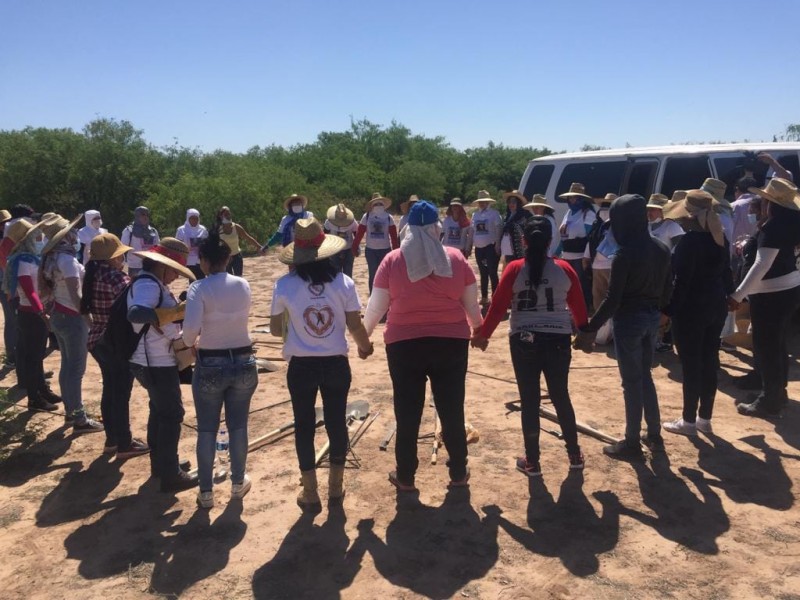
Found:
[182,208,205,237]
[401,201,452,282]
[131,206,156,243]
[3,235,41,298]
[77,210,105,246]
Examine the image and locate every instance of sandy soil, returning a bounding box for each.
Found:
[0,252,799,600]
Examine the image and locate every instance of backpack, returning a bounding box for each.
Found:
[99,272,163,361]
[587,213,610,261]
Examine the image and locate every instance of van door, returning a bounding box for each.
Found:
[658,154,712,198]
[623,158,659,197]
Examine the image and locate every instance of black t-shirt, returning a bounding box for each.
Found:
[758,218,800,280]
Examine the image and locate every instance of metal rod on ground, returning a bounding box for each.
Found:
[351,410,379,448]
[379,422,396,451]
[504,400,620,445]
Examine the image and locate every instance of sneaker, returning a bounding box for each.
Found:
[568,452,585,470]
[39,387,62,404]
[103,441,118,454]
[231,474,252,500]
[603,439,644,460]
[640,434,666,452]
[662,418,697,437]
[515,457,542,477]
[73,418,104,435]
[695,417,713,434]
[161,470,199,493]
[734,372,761,391]
[737,399,782,420]
[116,439,150,459]
[27,394,58,412]
[197,490,214,509]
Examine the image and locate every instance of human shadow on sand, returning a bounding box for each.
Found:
[252,505,363,600]
[619,453,729,554]
[354,487,499,599]
[0,416,75,488]
[690,433,795,510]
[493,472,620,576]
[64,482,247,597]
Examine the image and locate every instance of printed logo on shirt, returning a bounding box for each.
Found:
[369,220,385,237]
[475,221,488,234]
[308,283,326,297]
[303,305,334,337]
[189,237,200,248]
[446,226,461,242]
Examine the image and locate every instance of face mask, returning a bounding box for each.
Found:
[747,213,758,225]
[33,240,46,254]
[599,208,610,221]
[291,204,303,214]
[650,218,663,225]
[222,218,232,225]
[73,240,82,253]
[372,205,385,215]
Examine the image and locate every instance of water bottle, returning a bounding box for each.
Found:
[214,428,229,482]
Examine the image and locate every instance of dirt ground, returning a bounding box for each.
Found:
[0,252,799,600]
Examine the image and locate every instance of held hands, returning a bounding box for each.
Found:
[470,328,489,351]
[573,329,596,353]
[358,342,374,360]
[727,296,741,312]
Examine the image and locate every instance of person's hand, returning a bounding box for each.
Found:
[358,342,374,360]
[559,224,567,236]
[757,152,777,166]
[470,333,489,351]
[659,313,670,328]
[573,329,596,353]
[727,296,741,312]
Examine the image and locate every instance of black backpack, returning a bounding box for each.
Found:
[587,213,610,261]
[99,272,163,361]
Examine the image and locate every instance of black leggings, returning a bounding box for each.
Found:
[475,246,499,299]
[16,311,48,401]
[227,254,244,277]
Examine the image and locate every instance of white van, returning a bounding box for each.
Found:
[518,143,800,221]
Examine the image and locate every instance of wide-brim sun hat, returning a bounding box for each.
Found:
[471,189,496,206]
[326,203,355,228]
[5,219,46,254]
[449,197,463,207]
[0,210,11,223]
[400,194,419,212]
[747,177,800,211]
[646,193,670,210]
[503,189,528,204]
[133,237,196,280]
[700,178,731,208]
[90,232,133,261]
[366,192,392,211]
[41,214,83,255]
[523,194,555,213]
[279,217,347,265]
[598,193,618,206]
[283,193,309,211]
[558,182,592,200]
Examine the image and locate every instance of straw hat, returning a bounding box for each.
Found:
[471,190,496,206]
[559,182,592,200]
[283,193,309,211]
[0,210,11,223]
[400,194,419,212]
[366,192,392,210]
[646,193,670,209]
[326,203,355,228]
[671,190,687,203]
[89,233,133,261]
[5,219,45,254]
[700,178,731,208]
[596,193,617,206]
[503,189,528,204]
[663,189,724,246]
[41,214,83,255]
[133,237,196,280]
[449,197,464,207]
[523,194,555,214]
[747,177,800,211]
[279,218,346,265]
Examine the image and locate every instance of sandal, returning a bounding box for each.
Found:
[388,471,417,492]
[448,467,471,489]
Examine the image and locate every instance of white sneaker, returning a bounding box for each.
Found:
[197,490,214,509]
[663,418,697,437]
[695,417,713,434]
[231,474,252,500]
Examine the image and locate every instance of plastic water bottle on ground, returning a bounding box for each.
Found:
[214,428,229,482]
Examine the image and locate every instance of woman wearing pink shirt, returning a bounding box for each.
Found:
[364,201,483,492]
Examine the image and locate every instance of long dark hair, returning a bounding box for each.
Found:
[80,260,100,315]
[523,217,553,288]
[198,231,231,270]
[294,258,339,285]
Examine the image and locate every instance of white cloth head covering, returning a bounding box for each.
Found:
[77,209,106,245]
[400,222,452,283]
[183,208,203,237]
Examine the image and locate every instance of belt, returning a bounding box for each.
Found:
[197,346,253,358]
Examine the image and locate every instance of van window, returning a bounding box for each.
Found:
[522,164,555,199]
[714,155,769,195]
[661,155,711,197]
[625,160,658,197]
[555,161,627,199]
[778,154,799,180]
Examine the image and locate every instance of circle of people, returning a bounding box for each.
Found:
[1,172,798,510]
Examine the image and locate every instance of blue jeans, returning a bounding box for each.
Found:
[365,247,390,293]
[192,353,258,491]
[613,308,662,443]
[50,311,88,419]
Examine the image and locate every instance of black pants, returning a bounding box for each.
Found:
[509,332,580,460]
[130,364,185,479]
[386,337,469,482]
[672,306,726,421]
[750,286,800,410]
[287,355,352,471]
[188,264,206,280]
[91,342,135,447]
[226,253,244,277]
[16,311,48,402]
[475,246,499,300]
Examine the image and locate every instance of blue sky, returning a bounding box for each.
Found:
[1,0,798,154]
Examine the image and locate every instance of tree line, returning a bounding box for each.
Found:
[0,118,552,237]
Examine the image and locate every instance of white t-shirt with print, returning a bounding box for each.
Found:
[52,253,85,313]
[471,208,503,248]
[560,208,596,260]
[271,271,362,360]
[121,227,160,270]
[359,213,394,250]
[175,225,209,266]
[129,275,181,367]
[441,216,471,252]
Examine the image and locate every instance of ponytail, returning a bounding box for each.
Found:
[523,217,553,288]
